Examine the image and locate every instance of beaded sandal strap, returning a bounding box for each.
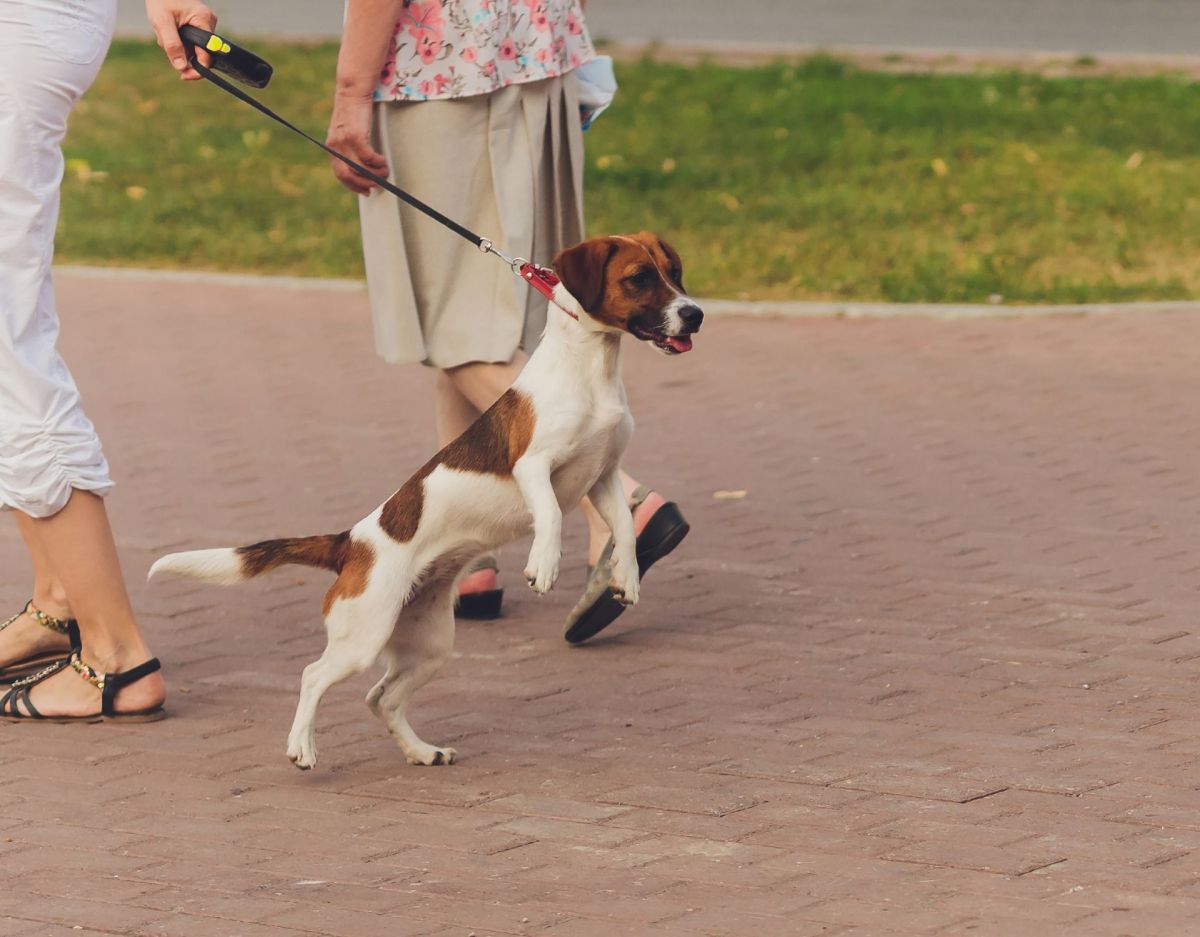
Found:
[10,656,70,688]
[70,652,105,691]
[1,600,72,636]
[70,652,162,717]
[26,602,71,635]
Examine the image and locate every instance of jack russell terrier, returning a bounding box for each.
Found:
[149,232,702,769]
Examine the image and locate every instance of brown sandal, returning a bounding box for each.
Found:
[0,601,78,684]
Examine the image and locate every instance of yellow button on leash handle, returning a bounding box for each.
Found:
[178,24,273,89]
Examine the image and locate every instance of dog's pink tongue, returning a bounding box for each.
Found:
[667,335,693,353]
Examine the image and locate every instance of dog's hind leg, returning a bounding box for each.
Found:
[367,579,457,766]
[286,569,408,770]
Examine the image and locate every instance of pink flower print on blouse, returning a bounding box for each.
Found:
[401,1,445,65]
[374,0,595,102]
[379,33,399,85]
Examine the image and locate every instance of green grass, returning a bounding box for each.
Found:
[59,42,1200,303]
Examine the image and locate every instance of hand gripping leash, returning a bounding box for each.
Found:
[177,26,568,310]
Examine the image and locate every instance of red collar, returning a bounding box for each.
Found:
[518,263,578,320]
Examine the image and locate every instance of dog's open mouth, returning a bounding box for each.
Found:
[632,325,694,355]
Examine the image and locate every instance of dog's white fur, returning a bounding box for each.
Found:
[151,235,698,769]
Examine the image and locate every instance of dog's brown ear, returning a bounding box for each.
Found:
[553,237,616,312]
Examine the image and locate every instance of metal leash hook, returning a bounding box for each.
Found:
[477,239,565,309]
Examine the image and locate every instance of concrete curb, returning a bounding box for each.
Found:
[53,265,1200,321]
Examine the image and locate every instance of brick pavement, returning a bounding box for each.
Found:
[4,273,1200,935]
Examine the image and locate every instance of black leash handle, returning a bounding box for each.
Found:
[178,26,490,251]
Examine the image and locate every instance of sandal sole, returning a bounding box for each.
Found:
[0,653,72,685]
[1,708,166,725]
[455,588,504,620]
[564,502,690,645]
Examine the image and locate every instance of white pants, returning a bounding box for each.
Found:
[0,0,116,518]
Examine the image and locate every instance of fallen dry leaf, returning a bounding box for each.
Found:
[713,489,748,500]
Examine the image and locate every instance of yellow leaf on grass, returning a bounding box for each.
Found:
[66,158,107,183]
[661,158,676,173]
[1125,151,1144,170]
[1023,148,1040,164]
[136,99,159,116]
[718,192,740,212]
[931,158,949,177]
[125,185,146,201]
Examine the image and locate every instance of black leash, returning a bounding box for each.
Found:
[178,24,558,294]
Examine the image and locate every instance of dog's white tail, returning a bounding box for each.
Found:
[149,548,246,584]
[149,533,349,585]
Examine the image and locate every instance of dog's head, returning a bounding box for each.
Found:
[552,232,702,354]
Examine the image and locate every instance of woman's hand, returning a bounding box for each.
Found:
[144,0,218,80]
[330,1,403,194]
[326,92,391,196]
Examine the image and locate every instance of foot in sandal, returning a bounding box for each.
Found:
[454,554,504,620]
[564,486,689,645]
[0,600,77,683]
[0,645,166,722]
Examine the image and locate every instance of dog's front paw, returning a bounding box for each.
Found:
[287,736,317,771]
[524,543,560,594]
[609,552,640,606]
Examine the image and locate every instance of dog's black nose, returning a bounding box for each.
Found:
[679,304,704,330]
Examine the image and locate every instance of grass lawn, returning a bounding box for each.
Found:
[58,41,1200,303]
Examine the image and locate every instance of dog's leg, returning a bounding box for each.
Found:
[587,468,640,606]
[367,581,457,766]
[286,574,406,770]
[512,456,562,593]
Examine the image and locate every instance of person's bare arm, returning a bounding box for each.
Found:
[328,0,404,195]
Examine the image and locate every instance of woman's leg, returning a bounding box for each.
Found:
[0,514,75,669]
[17,491,164,717]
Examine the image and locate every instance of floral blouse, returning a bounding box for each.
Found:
[374,0,596,102]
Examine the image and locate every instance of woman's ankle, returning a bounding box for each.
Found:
[31,586,72,622]
[631,490,666,535]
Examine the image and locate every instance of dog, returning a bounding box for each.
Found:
[149,232,702,769]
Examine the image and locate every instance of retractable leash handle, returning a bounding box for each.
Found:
[178,25,273,88]
[176,26,571,312]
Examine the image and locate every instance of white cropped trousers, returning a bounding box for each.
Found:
[0,0,116,518]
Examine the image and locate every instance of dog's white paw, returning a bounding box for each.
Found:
[405,745,457,767]
[524,543,560,594]
[287,736,317,771]
[609,553,640,606]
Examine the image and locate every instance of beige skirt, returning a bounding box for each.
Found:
[359,75,585,368]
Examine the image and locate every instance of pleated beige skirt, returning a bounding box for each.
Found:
[359,75,585,368]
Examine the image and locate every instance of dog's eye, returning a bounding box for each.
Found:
[625,267,656,289]
[669,265,683,284]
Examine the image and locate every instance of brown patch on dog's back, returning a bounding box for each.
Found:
[442,389,536,475]
[380,461,436,543]
[322,538,375,616]
[379,389,536,544]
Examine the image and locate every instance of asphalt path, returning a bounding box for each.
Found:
[115,0,1200,56]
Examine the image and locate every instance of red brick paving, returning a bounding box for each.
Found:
[3,273,1200,935]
